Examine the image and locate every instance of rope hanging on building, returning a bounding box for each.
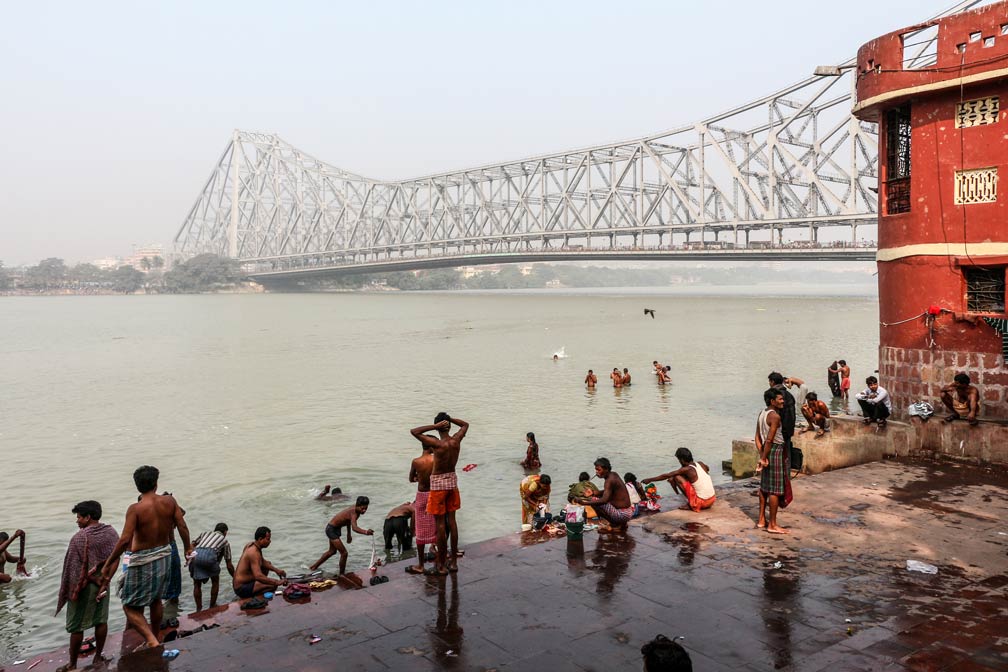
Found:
[880,312,927,327]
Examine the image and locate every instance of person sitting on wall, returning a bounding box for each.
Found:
[800,392,831,437]
[940,373,980,426]
[855,376,891,428]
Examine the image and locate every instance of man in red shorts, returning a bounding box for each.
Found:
[410,412,469,575]
[642,447,716,512]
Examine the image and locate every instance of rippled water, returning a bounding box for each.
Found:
[0,286,878,658]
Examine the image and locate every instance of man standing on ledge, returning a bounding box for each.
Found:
[410,412,468,576]
[756,388,789,534]
[99,466,192,650]
[940,373,980,425]
[856,376,892,428]
[55,501,119,671]
[407,444,436,575]
[576,457,634,531]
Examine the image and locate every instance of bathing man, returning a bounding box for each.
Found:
[310,496,374,576]
[407,444,436,575]
[575,457,634,531]
[410,412,469,575]
[98,465,192,650]
[233,526,286,598]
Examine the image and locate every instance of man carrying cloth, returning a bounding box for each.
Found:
[99,465,192,650]
[642,447,716,512]
[406,444,436,575]
[55,501,119,671]
[410,412,469,576]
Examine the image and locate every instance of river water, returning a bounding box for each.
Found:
[0,286,878,658]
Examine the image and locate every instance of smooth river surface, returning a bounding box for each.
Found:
[0,286,878,658]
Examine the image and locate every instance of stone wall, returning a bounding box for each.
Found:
[731,415,1008,478]
[879,345,1008,421]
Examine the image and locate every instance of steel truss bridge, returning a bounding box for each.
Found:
[173,2,985,281]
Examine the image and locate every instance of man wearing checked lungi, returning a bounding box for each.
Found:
[410,412,469,576]
[99,465,192,650]
[406,443,436,575]
[755,389,790,535]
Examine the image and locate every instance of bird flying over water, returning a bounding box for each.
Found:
[644,308,655,319]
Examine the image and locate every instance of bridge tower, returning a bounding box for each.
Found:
[854,1,1008,419]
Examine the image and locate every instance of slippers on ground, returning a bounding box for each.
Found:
[405,566,425,575]
[162,649,181,660]
[240,597,268,610]
[423,567,448,577]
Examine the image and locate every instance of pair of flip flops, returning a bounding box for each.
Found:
[240,597,268,610]
[78,637,96,655]
[368,575,389,586]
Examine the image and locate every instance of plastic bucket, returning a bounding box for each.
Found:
[566,521,584,540]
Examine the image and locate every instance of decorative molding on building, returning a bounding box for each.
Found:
[955,96,1000,127]
[954,166,998,204]
[877,241,1008,262]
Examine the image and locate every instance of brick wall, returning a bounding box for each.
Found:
[879,346,1008,420]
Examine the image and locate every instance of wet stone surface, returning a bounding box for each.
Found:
[8,458,1008,671]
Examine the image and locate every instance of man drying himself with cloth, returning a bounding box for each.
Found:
[188,523,235,611]
[55,501,119,671]
[641,447,716,512]
[309,496,374,577]
[233,526,286,598]
[410,412,469,576]
[575,457,634,531]
[98,465,192,650]
[407,444,436,575]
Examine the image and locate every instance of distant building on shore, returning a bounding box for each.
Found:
[854,1,1008,418]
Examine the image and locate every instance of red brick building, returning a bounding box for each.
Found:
[854,2,1008,419]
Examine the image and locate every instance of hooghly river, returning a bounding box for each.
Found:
[0,286,878,658]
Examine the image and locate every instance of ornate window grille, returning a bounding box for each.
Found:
[955,167,998,205]
[956,96,999,128]
[885,105,912,214]
[966,267,1006,313]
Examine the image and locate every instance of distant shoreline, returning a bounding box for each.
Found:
[0,282,878,298]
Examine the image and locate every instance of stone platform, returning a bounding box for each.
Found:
[9,458,1008,672]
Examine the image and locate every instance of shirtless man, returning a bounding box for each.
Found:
[611,368,623,388]
[621,368,631,386]
[800,392,831,436]
[0,530,27,583]
[233,527,286,598]
[575,457,634,531]
[98,465,192,650]
[316,485,347,501]
[407,445,436,575]
[941,373,980,425]
[833,360,851,401]
[309,496,374,575]
[410,412,469,575]
[383,502,414,552]
[585,370,597,389]
[642,447,716,512]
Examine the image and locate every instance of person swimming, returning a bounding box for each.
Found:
[316,485,347,501]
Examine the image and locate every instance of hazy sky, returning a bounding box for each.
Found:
[0,0,969,265]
